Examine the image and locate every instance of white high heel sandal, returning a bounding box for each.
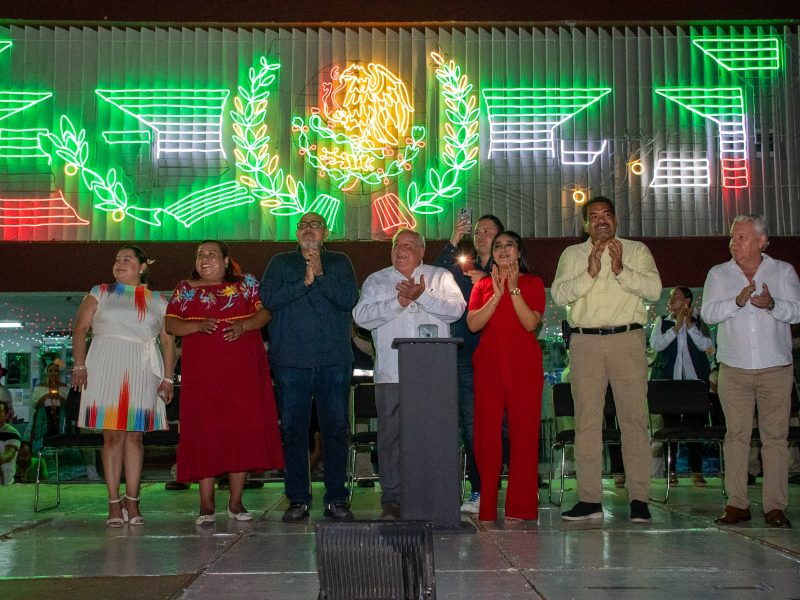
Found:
[122,495,145,525]
[106,498,124,528]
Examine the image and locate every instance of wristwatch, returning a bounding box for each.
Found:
[509,287,521,296]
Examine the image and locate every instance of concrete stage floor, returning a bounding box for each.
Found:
[1,477,799,599]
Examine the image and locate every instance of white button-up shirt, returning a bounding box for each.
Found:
[701,254,800,370]
[353,263,466,383]
[650,317,713,379]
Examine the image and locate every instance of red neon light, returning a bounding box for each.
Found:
[721,158,750,189]
[372,193,417,236]
[0,191,89,229]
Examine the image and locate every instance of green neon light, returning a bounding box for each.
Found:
[41,116,156,224]
[692,37,781,72]
[405,52,479,214]
[655,87,748,189]
[163,181,252,227]
[95,89,230,158]
[0,92,53,122]
[0,128,49,160]
[101,130,152,145]
[229,57,342,228]
[481,87,611,158]
[0,41,11,57]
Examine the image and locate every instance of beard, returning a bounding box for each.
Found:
[299,239,322,251]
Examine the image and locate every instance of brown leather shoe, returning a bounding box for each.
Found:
[764,509,792,528]
[714,505,751,525]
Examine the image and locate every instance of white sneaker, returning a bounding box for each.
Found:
[460,492,480,514]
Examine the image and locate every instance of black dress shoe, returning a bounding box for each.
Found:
[764,509,792,528]
[282,502,310,522]
[323,502,354,521]
[630,500,651,523]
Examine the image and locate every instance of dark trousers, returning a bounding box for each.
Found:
[273,365,351,506]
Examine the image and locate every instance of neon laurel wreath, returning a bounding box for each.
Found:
[42,116,140,224]
[406,51,479,214]
[42,51,478,229]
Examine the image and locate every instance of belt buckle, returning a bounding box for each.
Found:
[599,327,611,335]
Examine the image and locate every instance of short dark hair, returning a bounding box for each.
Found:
[581,196,615,223]
[118,245,150,284]
[476,214,505,233]
[491,231,530,274]
[674,286,693,305]
[191,240,243,283]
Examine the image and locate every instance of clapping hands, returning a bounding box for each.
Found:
[397,274,426,307]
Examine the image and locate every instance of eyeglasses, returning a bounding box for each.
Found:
[297,221,325,230]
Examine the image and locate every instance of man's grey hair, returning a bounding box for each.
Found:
[392,228,425,249]
[732,214,769,245]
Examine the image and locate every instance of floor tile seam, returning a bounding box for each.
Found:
[435,568,531,573]
[520,566,800,573]
[199,571,318,576]
[723,528,800,560]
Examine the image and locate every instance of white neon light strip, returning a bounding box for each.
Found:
[96,89,229,159]
[481,88,611,159]
[559,140,607,165]
[650,158,710,188]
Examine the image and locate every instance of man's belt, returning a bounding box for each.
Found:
[573,323,643,336]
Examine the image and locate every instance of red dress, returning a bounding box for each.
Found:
[470,273,546,521]
[166,275,284,481]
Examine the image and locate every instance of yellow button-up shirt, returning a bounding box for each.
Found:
[551,237,662,328]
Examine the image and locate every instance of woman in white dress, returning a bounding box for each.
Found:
[71,246,176,527]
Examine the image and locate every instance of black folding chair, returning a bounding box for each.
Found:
[548,382,620,506]
[346,383,379,506]
[647,379,726,503]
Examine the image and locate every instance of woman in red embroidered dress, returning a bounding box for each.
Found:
[72,246,176,527]
[166,240,283,524]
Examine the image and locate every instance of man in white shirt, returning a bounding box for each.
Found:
[702,214,800,528]
[353,229,465,519]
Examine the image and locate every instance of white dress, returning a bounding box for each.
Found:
[78,283,168,432]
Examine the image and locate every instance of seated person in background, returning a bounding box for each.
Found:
[650,286,713,487]
[0,361,11,411]
[27,359,69,454]
[0,400,21,485]
[15,441,48,483]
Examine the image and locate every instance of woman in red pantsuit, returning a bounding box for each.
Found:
[467,231,545,521]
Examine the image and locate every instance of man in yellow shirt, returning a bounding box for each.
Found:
[552,196,662,522]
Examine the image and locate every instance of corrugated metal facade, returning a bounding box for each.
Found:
[0,23,798,241]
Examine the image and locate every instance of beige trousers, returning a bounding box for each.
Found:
[718,363,793,513]
[570,329,651,503]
